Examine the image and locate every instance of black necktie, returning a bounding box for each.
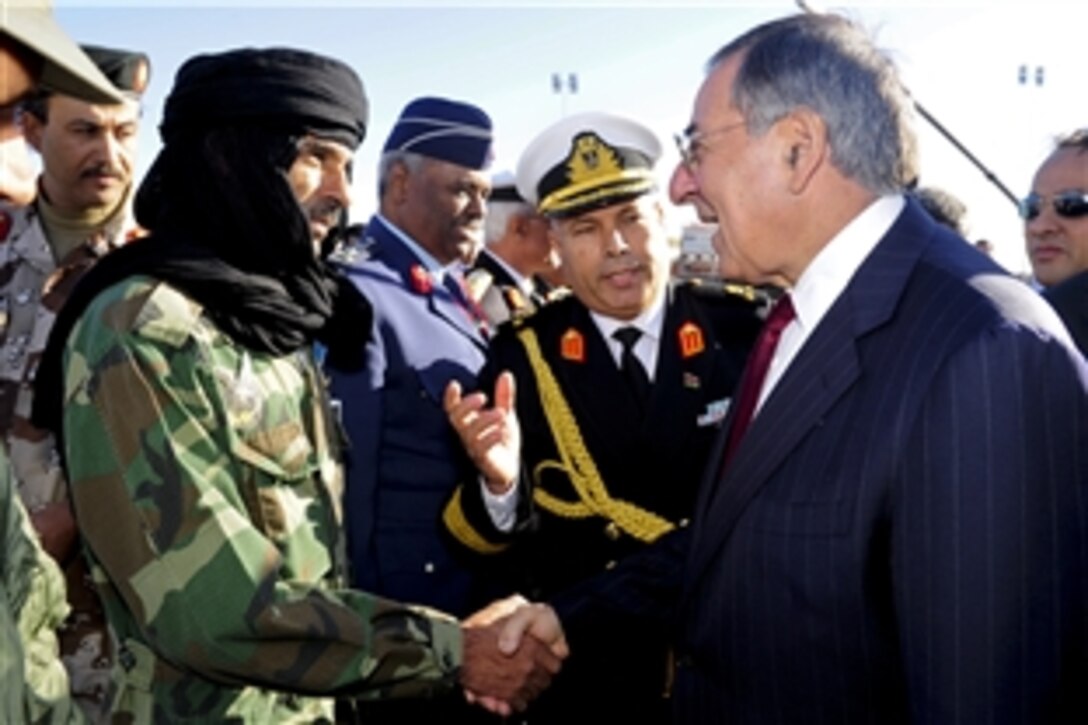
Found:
[613,326,650,411]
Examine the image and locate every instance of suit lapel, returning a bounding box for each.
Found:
[684,200,937,590]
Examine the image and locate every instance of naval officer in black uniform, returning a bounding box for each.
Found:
[443,111,762,723]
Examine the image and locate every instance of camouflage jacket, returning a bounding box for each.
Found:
[0,448,84,724]
[61,277,462,723]
[0,202,126,509]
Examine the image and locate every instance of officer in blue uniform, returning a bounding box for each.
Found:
[327,95,507,725]
[442,112,764,723]
[329,96,497,614]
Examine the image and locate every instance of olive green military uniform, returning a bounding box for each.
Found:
[0,446,83,724]
[61,276,461,723]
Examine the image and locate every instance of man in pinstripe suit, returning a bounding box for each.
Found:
[502,12,1088,724]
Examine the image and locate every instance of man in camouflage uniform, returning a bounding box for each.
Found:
[0,446,81,724]
[0,45,148,721]
[32,47,563,723]
[467,170,560,328]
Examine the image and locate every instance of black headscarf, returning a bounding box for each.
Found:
[33,48,371,435]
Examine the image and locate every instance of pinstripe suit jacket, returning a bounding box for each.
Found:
[555,199,1088,724]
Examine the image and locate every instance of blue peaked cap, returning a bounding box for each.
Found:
[382,96,493,170]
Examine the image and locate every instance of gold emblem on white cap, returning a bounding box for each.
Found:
[568,133,623,185]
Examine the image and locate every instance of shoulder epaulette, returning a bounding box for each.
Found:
[510,289,576,331]
[327,234,374,270]
[682,277,760,302]
[544,286,572,303]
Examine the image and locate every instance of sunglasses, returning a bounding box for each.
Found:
[1018,191,1088,221]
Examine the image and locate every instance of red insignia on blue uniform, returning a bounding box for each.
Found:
[409,264,433,295]
[0,211,11,243]
[561,328,585,362]
[678,321,705,358]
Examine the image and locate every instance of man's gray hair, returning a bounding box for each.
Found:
[484,199,535,246]
[708,13,918,195]
[377,149,426,199]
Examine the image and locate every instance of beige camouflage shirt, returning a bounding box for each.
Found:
[0,202,126,509]
[0,201,129,723]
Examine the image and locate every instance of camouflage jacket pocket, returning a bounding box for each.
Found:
[230,419,318,483]
[213,351,319,483]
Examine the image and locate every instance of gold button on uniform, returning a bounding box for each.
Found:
[604,521,621,540]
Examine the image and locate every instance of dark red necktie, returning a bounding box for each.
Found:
[721,294,795,467]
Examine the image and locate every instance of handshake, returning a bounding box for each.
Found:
[459,595,568,716]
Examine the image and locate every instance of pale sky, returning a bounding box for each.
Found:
[53,0,1087,274]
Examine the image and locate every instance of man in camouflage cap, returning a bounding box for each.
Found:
[0,45,149,721]
[33,47,564,723]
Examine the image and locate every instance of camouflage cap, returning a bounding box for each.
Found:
[0,0,123,104]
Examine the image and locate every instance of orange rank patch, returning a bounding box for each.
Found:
[0,211,11,242]
[561,328,585,362]
[678,321,705,358]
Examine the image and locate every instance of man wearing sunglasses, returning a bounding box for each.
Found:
[1023,129,1088,354]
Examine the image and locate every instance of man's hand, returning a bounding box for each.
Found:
[460,598,569,716]
[445,371,521,494]
[29,500,78,563]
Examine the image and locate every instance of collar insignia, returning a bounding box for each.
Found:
[409,264,433,295]
[561,328,585,362]
[678,321,705,358]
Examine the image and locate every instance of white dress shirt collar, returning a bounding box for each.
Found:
[589,284,669,379]
[758,194,905,411]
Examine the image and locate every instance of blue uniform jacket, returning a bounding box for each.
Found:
[328,215,491,616]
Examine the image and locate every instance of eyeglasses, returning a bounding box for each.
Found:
[674,120,747,168]
[1018,190,1088,221]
